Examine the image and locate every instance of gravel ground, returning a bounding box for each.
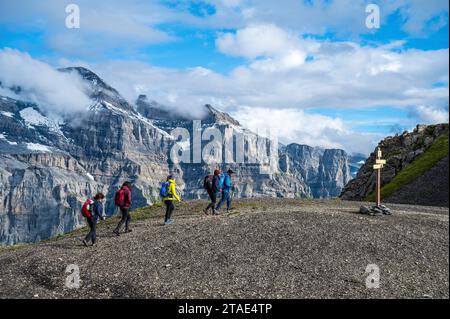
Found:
[0,199,448,299]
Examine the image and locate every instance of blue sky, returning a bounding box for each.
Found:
[0,0,448,154]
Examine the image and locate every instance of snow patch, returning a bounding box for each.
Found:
[357,160,365,165]
[0,111,14,118]
[26,143,52,152]
[100,100,173,139]
[19,107,62,133]
[87,173,95,181]
[0,133,18,145]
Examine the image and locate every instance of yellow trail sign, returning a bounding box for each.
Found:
[373,164,382,169]
[376,159,386,165]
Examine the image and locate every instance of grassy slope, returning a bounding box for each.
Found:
[366,131,449,202]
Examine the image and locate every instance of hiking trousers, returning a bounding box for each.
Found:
[164,200,175,222]
[205,190,218,212]
[115,207,131,232]
[84,217,97,244]
[216,191,231,211]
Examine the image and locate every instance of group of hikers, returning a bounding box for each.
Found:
[81,169,235,247]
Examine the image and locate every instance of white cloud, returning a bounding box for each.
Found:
[395,0,449,36]
[216,24,304,58]
[0,48,91,116]
[409,105,449,124]
[216,24,316,71]
[231,106,383,154]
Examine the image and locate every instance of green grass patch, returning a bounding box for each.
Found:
[366,131,449,202]
[129,205,162,221]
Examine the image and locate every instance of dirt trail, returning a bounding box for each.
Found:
[0,199,448,299]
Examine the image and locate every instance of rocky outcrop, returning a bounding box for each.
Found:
[1,67,351,245]
[340,124,449,201]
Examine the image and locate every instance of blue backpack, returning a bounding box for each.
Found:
[160,181,170,198]
[218,173,226,190]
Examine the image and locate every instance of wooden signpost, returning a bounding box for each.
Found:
[373,147,385,207]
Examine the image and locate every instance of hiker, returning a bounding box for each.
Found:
[82,193,106,247]
[113,181,132,236]
[216,169,234,213]
[161,175,181,225]
[203,169,221,215]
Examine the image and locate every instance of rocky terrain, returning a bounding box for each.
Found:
[0,67,351,245]
[340,124,449,206]
[0,199,448,299]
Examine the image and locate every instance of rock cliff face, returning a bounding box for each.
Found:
[0,67,351,245]
[279,144,351,198]
[340,124,449,201]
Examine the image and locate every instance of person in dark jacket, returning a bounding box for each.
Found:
[113,182,132,236]
[204,169,221,215]
[83,193,105,247]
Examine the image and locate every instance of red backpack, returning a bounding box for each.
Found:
[81,199,94,218]
[115,188,125,207]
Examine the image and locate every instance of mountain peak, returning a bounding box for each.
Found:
[59,67,118,94]
[136,97,241,127]
[203,104,240,126]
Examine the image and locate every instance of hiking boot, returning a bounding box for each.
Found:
[203,208,209,215]
[82,240,89,247]
[113,229,120,236]
[125,229,133,233]
[165,220,173,225]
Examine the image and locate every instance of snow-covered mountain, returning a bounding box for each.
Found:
[0,67,351,245]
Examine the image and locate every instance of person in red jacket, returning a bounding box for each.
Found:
[113,181,132,236]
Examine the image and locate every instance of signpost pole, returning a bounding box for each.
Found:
[377,166,381,207]
[373,147,385,207]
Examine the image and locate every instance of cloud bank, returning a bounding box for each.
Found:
[0,49,91,116]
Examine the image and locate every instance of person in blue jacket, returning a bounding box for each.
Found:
[216,169,234,213]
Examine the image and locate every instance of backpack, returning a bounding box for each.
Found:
[160,181,170,198]
[203,175,213,191]
[81,199,94,218]
[218,173,226,190]
[114,188,126,207]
